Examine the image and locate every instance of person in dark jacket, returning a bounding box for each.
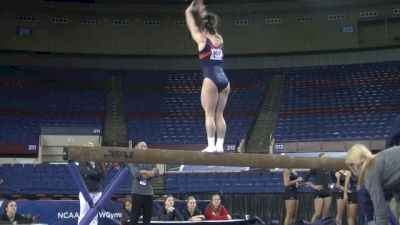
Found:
[385,114,400,222]
[283,168,303,225]
[335,170,358,225]
[303,153,336,223]
[0,200,38,224]
[77,141,107,225]
[181,196,205,221]
[158,195,183,221]
[120,198,132,225]
[385,114,400,149]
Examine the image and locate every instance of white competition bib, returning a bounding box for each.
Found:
[140,180,147,186]
[210,49,223,60]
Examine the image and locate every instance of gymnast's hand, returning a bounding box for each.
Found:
[187,0,195,10]
[312,185,323,191]
[166,206,175,213]
[190,0,206,16]
[343,194,348,203]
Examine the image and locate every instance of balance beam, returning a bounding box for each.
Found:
[64,146,346,170]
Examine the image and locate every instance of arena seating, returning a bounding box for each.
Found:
[0,66,106,147]
[123,69,268,145]
[275,61,400,141]
[1,61,399,196]
[0,163,120,196]
[3,61,398,147]
[164,171,313,194]
[0,163,317,196]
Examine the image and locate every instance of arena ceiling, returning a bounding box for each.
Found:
[42,0,400,12]
[52,0,397,3]
[46,0,399,6]
[6,0,399,14]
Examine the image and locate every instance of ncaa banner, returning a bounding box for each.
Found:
[0,200,211,225]
[3,200,121,225]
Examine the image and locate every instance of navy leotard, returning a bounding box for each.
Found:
[284,169,299,200]
[337,172,358,203]
[198,38,229,92]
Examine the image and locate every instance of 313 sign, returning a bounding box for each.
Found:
[341,25,355,34]
[274,144,285,150]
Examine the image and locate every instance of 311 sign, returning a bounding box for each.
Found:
[16,27,32,36]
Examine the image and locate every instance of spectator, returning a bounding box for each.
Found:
[158,195,183,221]
[120,198,132,225]
[0,200,38,224]
[181,196,205,221]
[204,194,232,220]
[77,141,107,225]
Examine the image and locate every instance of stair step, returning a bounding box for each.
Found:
[102,74,129,147]
[245,74,283,153]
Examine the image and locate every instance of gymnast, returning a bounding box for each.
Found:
[185,0,230,153]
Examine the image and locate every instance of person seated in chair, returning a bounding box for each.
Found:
[204,194,232,220]
[0,200,39,225]
[181,196,205,221]
[121,198,132,225]
[157,195,183,221]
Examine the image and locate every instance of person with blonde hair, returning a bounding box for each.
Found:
[346,144,400,225]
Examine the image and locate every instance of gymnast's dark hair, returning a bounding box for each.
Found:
[195,12,219,35]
